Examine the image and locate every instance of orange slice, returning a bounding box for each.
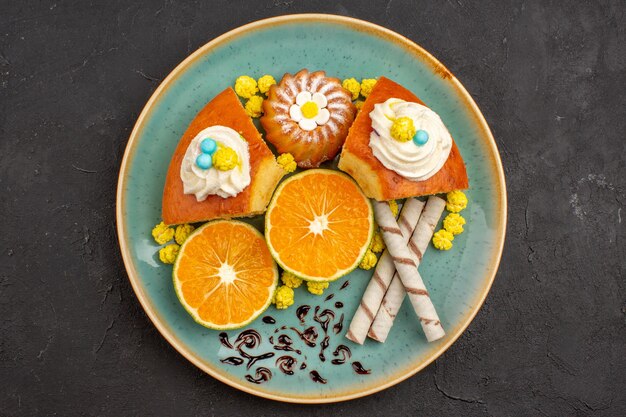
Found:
[173,220,278,329]
[265,170,374,282]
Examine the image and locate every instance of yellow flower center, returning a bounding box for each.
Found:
[300,101,319,119]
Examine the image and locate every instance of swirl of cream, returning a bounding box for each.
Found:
[369,98,452,181]
[180,125,251,200]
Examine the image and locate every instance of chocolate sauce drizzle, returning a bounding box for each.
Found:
[331,345,352,365]
[234,329,261,350]
[275,355,297,375]
[319,336,330,362]
[220,356,244,366]
[239,350,275,370]
[273,334,302,355]
[273,325,288,333]
[352,361,371,375]
[218,332,233,349]
[290,326,318,348]
[217,277,375,385]
[226,329,275,369]
[296,305,311,324]
[313,306,335,361]
[313,306,335,334]
[333,313,344,335]
[309,370,327,384]
[245,367,272,384]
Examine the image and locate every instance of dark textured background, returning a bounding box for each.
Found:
[1,1,625,416]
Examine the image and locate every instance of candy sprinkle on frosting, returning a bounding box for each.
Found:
[276,153,297,173]
[200,138,217,154]
[413,129,429,146]
[257,74,276,95]
[212,146,239,171]
[234,75,258,99]
[195,153,212,170]
[342,78,361,100]
[245,95,264,118]
[390,117,416,142]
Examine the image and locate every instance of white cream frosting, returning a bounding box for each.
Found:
[369,98,452,181]
[180,125,251,201]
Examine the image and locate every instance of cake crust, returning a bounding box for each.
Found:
[338,77,468,201]
[162,87,284,225]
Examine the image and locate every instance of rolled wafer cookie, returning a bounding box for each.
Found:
[368,196,446,342]
[372,201,445,342]
[345,198,425,344]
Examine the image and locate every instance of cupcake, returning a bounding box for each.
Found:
[261,69,356,168]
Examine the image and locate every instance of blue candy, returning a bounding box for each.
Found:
[413,129,429,146]
[196,153,213,169]
[200,138,217,154]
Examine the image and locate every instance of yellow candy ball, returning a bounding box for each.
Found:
[212,147,239,171]
[257,75,276,95]
[306,280,329,295]
[342,78,361,100]
[432,229,454,251]
[390,117,416,142]
[446,190,468,213]
[245,95,264,118]
[359,249,378,270]
[159,243,180,264]
[234,75,258,99]
[276,153,297,173]
[360,78,377,98]
[443,213,466,235]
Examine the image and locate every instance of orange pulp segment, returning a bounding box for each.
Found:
[173,220,278,329]
[265,170,374,281]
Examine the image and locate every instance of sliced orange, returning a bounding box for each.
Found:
[173,220,278,329]
[265,169,374,282]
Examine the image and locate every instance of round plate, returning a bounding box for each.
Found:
[116,14,506,403]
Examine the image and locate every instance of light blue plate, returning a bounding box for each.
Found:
[116,14,506,403]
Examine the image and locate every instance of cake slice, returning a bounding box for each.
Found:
[162,87,285,225]
[338,77,468,201]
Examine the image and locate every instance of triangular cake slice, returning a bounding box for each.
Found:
[338,77,468,201]
[162,87,285,225]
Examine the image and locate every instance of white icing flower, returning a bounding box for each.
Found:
[288,91,331,131]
